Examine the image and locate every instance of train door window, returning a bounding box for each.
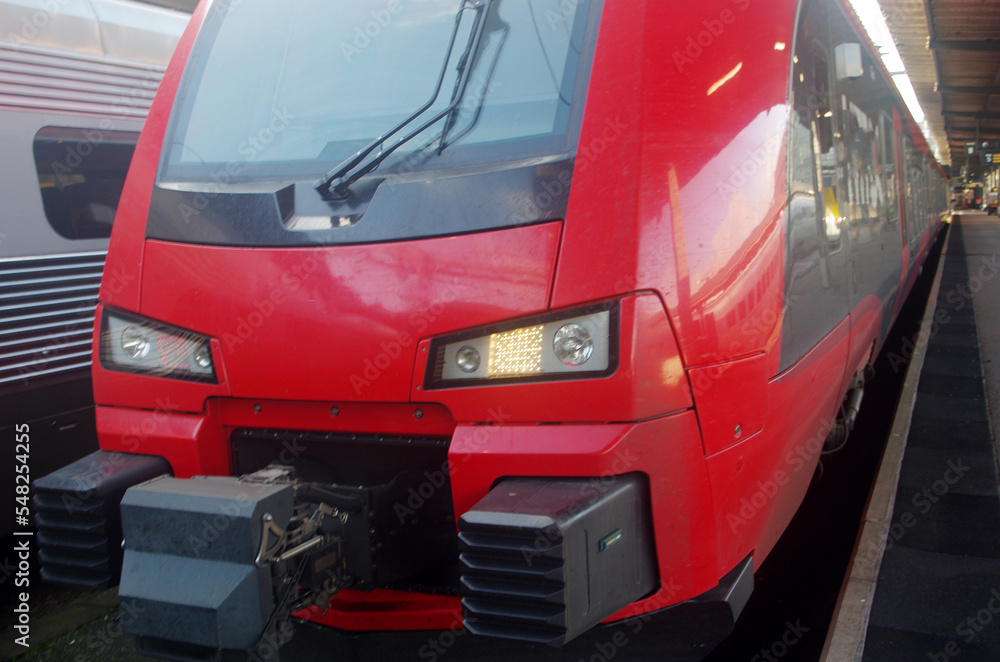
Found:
[789,30,827,250]
[782,0,854,372]
[879,112,898,226]
[835,54,881,234]
[788,0,841,251]
[902,136,918,237]
[33,127,139,240]
[801,49,843,246]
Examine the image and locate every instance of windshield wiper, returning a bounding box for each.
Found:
[314,0,495,200]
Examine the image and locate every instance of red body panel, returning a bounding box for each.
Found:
[138,223,561,404]
[708,319,851,571]
[448,412,719,615]
[99,1,210,311]
[96,404,228,477]
[553,0,794,373]
[691,353,769,457]
[847,295,883,387]
[298,590,462,632]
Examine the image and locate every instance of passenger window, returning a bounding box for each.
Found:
[812,57,834,158]
[33,127,139,240]
[791,35,841,246]
[880,112,898,225]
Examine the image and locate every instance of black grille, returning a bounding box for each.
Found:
[231,428,450,485]
[459,522,570,645]
[34,488,114,588]
[33,451,170,589]
[458,476,658,646]
[231,428,459,592]
[0,252,104,388]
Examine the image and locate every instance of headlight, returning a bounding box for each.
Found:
[552,323,594,367]
[100,309,217,383]
[425,302,617,389]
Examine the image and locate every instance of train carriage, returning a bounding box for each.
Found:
[34,0,947,659]
[1,0,186,537]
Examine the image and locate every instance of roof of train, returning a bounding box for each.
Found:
[0,0,189,65]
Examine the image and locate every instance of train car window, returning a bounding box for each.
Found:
[795,45,844,247]
[880,112,898,226]
[814,55,843,245]
[901,135,915,234]
[812,55,834,158]
[788,0,841,249]
[782,0,855,371]
[914,160,929,236]
[788,114,814,196]
[788,34,825,233]
[33,127,139,240]
[834,48,883,233]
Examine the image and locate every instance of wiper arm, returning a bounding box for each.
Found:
[437,16,508,155]
[315,0,494,200]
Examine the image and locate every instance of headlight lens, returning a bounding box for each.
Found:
[455,346,481,373]
[100,309,217,383]
[553,323,594,367]
[425,302,617,389]
[120,326,151,360]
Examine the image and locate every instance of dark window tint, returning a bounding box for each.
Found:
[33,127,139,240]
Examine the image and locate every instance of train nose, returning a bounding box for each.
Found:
[135,221,563,403]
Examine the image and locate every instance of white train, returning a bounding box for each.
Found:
[1,0,187,533]
[0,0,187,396]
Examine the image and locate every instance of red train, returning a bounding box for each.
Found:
[35,0,947,658]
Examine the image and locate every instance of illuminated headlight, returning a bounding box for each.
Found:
[425,302,617,389]
[100,309,217,383]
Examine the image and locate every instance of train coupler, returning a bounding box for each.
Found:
[118,466,353,662]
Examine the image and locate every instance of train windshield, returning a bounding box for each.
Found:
[160,0,595,183]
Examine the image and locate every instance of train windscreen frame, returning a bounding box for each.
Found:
[158,0,598,185]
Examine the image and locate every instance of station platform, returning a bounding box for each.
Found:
[825,211,1000,661]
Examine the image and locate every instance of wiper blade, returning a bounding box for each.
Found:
[315,0,495,200]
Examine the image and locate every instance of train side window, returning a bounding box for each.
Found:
[901,135,914,227]
[811,51,842,245]
[812,55,834,158]
[33,127,139,240]
[789,36,825,251]
[880,112,898,225]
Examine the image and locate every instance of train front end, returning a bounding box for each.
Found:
[32,0,780,659]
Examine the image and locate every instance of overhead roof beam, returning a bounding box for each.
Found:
[943,111,1000,120]
[937,85,1000,96]
[946,127,1000,135]
[929,39,1000,52]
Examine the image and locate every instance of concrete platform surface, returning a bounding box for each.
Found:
[826,212,1000,662]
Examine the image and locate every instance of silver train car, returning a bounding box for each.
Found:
[1,0,187,532]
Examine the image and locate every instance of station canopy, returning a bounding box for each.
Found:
[860,0,1000,176]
